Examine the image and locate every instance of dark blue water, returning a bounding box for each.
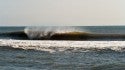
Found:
[0,26,125,70]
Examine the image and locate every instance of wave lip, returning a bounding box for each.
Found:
[1,26,125,40]
[24,26,84,40]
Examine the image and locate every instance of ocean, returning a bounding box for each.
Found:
[1,26,125,70]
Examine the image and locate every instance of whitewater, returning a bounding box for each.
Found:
[1,26,125,70]
[1,39,125,53]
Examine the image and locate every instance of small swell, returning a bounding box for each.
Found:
[0,31,28,40]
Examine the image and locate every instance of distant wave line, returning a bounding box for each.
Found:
[1,27,125,40]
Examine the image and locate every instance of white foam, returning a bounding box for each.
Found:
[24,26,82,39]
[0,39,125,53]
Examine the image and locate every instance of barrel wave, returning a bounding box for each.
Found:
[24,26,89,40]
[1,26,125,70]
[1,26,125,40]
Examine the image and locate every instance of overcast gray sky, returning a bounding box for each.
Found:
[0,0,125,26]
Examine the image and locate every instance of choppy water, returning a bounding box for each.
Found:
[1,46,125,70]
[1,26,125,70]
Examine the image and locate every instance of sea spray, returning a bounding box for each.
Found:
[24,26,83,40]
[1,26,125,40]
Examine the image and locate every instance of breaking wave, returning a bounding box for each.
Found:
[1,40,125,53]
[24,26,84,40]
[1,26,125,40]
[23,26,125,40]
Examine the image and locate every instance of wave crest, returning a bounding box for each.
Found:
[24,27,82,40]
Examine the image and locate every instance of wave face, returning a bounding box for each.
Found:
[24,26,86,40]
[24,26,125,40]
[0,27,27,39]
[1,26,125,40]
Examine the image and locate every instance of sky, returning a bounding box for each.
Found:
[0,0,125,26]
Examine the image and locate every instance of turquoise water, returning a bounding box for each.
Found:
[0,26,125,70]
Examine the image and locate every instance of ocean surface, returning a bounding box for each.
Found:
[1,26,125,70]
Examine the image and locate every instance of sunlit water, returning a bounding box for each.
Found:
[1,26,125,70]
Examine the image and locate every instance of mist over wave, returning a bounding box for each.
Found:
[1,26,125,40]
[1,26,125,70]
[23,26,125,40]
[24,26,85,40]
